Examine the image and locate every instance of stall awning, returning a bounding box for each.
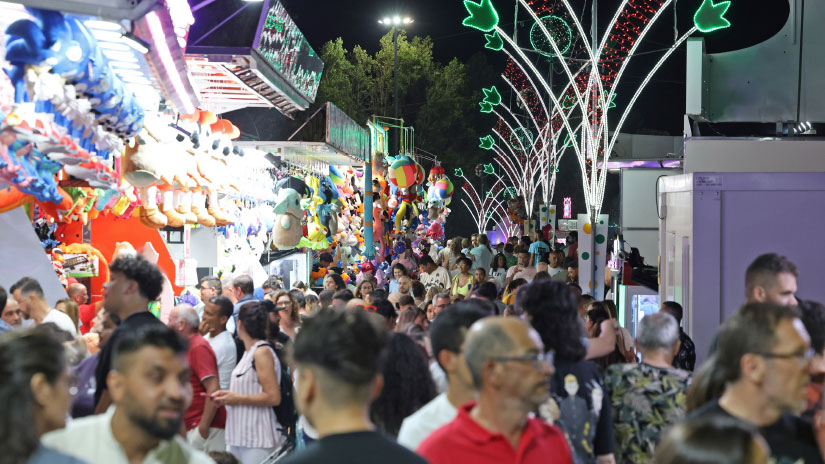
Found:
[235,101,370,166]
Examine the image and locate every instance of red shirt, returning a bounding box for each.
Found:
[78,304,96,335]
[184,333,226,430]
[417,402,573,464]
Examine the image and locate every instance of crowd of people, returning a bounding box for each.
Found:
[1,229,824,464]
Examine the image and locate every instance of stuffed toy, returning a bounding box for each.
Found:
[270,188,304,249]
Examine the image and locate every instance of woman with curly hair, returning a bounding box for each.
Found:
[370,332,436,437]
[516,280,616,464]
[323,273,346,292]
[271,290,301,340]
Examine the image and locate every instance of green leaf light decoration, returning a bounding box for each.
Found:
[484,31,504,51]
[483,163,495,174]
[693,0,732,33]
[479,135,495,150]
[482,86,502,106]
[462,0,499,32]
[454,168,465,177]
[479,101,494,113]
[598,93,618,109]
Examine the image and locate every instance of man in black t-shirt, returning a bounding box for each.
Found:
[690,302,822,464]
[93,256,166,413]
[280,309,426,464]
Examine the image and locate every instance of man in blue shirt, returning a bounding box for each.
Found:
[228,275,258,334]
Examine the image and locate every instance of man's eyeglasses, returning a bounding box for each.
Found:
[491,351,554,369]
[755,348,815,366]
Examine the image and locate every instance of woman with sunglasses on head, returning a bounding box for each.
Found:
[271,290,301,341]
[213,302,283,463]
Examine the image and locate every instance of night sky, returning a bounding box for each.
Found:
[281,0,790,135]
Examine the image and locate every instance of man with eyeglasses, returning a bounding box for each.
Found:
[195,276,221,321]
[690,302,822,464]
[418,317,573,463]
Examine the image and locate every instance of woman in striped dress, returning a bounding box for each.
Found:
[212,301,283,463]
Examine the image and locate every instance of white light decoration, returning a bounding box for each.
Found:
[463,0,729,220]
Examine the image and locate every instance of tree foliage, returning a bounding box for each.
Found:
[313,32,498,237]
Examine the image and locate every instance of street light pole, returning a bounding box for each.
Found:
[393,27,399,156]
[379,15,413,156]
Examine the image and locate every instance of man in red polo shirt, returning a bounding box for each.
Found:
[168,304,226,452]
[417,317,572,464]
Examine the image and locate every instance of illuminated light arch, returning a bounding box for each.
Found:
[464,0,730,220]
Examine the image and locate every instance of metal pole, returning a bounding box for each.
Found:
[393,28,400,156]
[364,151,375,259]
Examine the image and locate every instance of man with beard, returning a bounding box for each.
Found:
[418,317,573,463]
[43,324,212,463]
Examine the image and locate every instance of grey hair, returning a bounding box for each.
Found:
[638,312,679,351]
[174,304,200,330]
[464,323,516,389]
[433,292,450,305]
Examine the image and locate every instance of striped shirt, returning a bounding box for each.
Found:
[225,340,284,448]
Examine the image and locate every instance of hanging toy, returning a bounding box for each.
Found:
[387,155,417,189]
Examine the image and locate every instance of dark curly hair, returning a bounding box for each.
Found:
[370,332,436,437]
[109,256,164,301]
[0,327,67,463]
[238,301,269,340]
[326,273,346,291]
[515,280,586,361]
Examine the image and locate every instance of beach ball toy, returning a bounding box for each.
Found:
[388,156,417,189]
[430,177,454,202]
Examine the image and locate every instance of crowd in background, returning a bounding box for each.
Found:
[1,227,824,464]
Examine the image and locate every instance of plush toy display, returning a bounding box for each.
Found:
[270,188,304,249]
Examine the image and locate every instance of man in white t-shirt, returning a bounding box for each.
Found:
[397,303,488,450]
[504,250,537,286]
[17,279,77,335]
[419,255,451,294]
[43,324,211,463]
[200,296,237,390]
[547,249,565,277]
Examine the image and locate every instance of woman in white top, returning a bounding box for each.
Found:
[489,253,509,289]
[213,301,283,464]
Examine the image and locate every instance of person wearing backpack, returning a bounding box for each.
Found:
[212,301,283,464]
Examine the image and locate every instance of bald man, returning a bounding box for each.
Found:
[68,283,96,335]
[418,317,573,463]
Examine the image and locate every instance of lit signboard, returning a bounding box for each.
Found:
[257,0,325,103]
[326,103,369,163]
